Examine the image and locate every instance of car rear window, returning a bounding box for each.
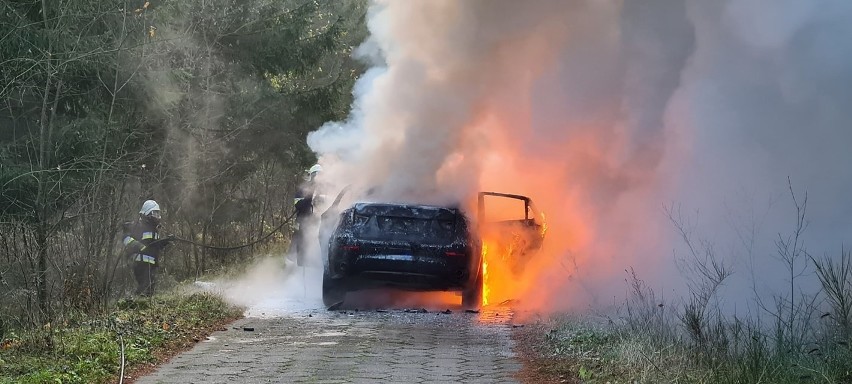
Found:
[377,216,431,233]
[353,203,458,219]
[352,203,462,236]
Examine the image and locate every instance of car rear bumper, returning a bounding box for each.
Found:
[328,253,472,291]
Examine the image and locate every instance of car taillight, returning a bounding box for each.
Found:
[445,251,465,257]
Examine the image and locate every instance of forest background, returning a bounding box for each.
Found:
[0,0,368,334]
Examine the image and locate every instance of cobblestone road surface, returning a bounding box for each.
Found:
[136,296,522,384]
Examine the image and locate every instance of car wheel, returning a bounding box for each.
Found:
[322,271,345,309]
[462,270,483,309]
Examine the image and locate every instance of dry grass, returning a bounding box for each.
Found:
[523,192,852,383]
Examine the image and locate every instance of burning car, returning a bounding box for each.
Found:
[320,191,545,309]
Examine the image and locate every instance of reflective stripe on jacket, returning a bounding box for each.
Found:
[134,254,156,264]
[123,219,162,265]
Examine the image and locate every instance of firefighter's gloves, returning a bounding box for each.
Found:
[149,236,176,251]
[134,236,175,254]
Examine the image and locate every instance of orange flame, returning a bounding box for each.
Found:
[477,229,533,308]
[481,243,490,306]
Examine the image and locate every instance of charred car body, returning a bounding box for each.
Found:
[320,191,544,309]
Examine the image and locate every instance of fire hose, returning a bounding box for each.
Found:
[151,211,298,252]
[157,187,349,252]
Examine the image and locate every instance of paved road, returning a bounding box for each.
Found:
[136,267,523,383]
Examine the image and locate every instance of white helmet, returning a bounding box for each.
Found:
[139,200,161,216]
[308,164,323,175]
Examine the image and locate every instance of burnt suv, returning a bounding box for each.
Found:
[321,192,544,309]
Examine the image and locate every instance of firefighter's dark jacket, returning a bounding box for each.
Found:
[122,219,165,265]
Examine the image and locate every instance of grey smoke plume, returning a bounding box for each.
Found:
[309,0,852,312]
[666,0,852,306]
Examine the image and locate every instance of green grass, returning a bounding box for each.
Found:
[0,292,242,384]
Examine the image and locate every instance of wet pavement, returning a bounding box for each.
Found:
[134,263,523,384]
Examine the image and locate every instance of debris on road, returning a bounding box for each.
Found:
[442,309,452,314]
[242,327,255,332]
[465,309,480,314]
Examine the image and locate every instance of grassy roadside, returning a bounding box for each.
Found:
[513,321,581,384]
[515,313,852,384]
[0,292,243,384]
[514,201,852,384]
[515,316,679,384]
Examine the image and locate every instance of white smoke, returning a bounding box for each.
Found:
[308,0,852,313]
[664,0,852,308]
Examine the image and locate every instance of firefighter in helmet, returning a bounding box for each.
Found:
[291,164,322,265]
[122,200,172,296]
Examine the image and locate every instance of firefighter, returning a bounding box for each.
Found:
[122,200,172,296]
[291,164,322,266]
[305,163,325,213]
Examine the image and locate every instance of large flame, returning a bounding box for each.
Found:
[461,114,665,315]
[479,212,551,308]
[479,237,518,308]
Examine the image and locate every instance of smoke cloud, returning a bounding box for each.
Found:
[308,0,852,314]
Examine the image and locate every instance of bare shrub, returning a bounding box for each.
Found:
[666,203,732,354]
[812,249,852,343]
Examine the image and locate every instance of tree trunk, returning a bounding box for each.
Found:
[35,41,63,322]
